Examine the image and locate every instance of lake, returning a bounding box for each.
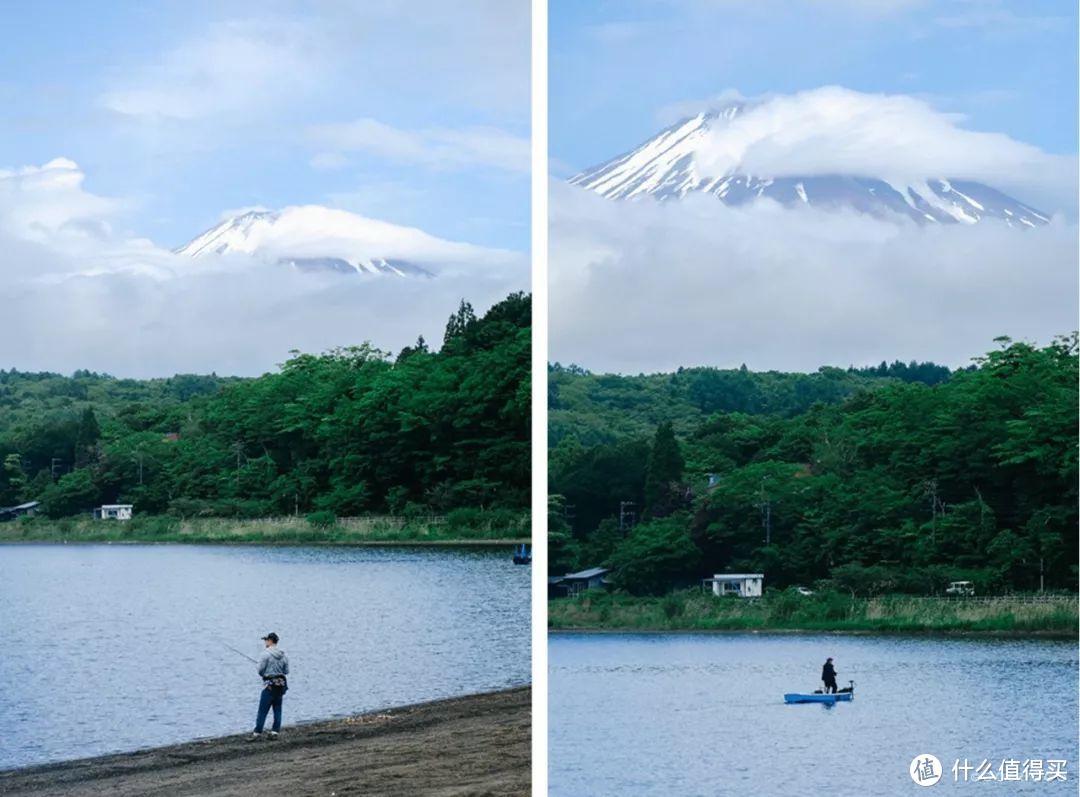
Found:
[549,632,1078,796]
[0,544,529,770]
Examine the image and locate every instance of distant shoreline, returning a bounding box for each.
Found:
[548,627,1075,640]
[0,687,531,796]
[0,513,530,547]
[548,592,1078,638]
[0,538,528,547]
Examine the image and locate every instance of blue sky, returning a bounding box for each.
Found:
[0,0,530,251]
[551,0,1078,178]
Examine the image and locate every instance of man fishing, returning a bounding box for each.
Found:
[250,632,289,740]
[821,656,838,694]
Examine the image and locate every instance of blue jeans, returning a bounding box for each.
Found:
[255,686,284,733]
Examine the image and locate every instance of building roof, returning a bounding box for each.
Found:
[99,504,134,509]
[711,573,764,580]
[0,501,40,513]
[564,567,609,580]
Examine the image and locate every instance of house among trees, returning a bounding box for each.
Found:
[93,504,133,521]
[549,567,610,598]
[0,501,40,522]
[706,573,764,598]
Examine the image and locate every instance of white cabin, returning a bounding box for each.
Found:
[94,504,133,521]
[710,573,764,598]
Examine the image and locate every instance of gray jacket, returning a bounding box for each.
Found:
[257,647,289,678]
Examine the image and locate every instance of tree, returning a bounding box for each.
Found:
[443,300,476,345]
[41,469,99,518]
[643,422,685,518]
[74,407,101,468]
[2,453,27,504]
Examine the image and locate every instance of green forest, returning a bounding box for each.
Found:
[549,335,1077,596]
[0,293,530,525]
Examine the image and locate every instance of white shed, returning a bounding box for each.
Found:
[710,573,764,598]
[94,504,134,521]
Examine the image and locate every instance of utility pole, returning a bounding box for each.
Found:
[50,458,63,481]
[618,501,636,533]
[132,450,145,485]
[759,478,772,545]
[922,479,943,547]
[231,442,244,495]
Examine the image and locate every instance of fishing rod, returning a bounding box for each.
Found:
[218,640,258,664]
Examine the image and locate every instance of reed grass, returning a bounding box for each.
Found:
[549,589,1078,636]
[0,512,529,545]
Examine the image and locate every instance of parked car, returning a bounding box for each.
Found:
[945,580,975,597]
[794,586,814,596]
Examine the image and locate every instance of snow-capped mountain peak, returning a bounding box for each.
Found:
[175,209,279,258]
[570,102,1049,227]
[175,205,507,277]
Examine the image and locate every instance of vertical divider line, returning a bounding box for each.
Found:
[530,0,549,793]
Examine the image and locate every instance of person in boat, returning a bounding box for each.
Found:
[821,657,838,694]
[250,632,289,740]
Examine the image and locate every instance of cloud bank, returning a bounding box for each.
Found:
[549,182,1077,374]
[99,20,321,121]
[1,160,526,376]
[308,119,530,174]
[681,87,1073,214]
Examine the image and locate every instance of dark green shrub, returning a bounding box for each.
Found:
[306,510,337,528]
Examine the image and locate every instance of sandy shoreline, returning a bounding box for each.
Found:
[0,539,528,546]
[0,687,530,797]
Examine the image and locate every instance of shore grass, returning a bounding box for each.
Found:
[0,513,529,545]
[549,589,1079,637]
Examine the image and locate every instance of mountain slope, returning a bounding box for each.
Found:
[570,107,1049,227]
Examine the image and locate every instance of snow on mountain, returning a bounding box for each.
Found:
[176,205,504,276]
[570,104,1049,227]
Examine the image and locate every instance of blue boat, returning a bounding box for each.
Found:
[784,681,855,704]
[512,544,531,565]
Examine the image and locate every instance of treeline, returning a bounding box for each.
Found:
[549,358,954,447]
[550,336,1077,595]
[0,293,530,519]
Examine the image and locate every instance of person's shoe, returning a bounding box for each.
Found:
[268,731,279,740]
[247,732,262,742]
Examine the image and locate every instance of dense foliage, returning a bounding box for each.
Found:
[550,336,1077,595]
[549,358,956,447]
[0,293,530,519]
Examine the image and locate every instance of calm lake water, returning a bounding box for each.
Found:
[550,633,1078,796]
[0,544,529,769]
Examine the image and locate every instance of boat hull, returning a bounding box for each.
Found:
[784,692,853,704]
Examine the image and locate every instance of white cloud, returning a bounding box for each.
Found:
[646,87,1075,214]
[655,89,747,126]
[309,152,353,172]
[100,20,320,120]
[549,182,1078,373]
[0,158,119,244]
[690,87,1064,193]
[309,119,530,174]
[1,255,526,377]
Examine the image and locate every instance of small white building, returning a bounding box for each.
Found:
[709,573,764,598]
[94,504,134,521]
